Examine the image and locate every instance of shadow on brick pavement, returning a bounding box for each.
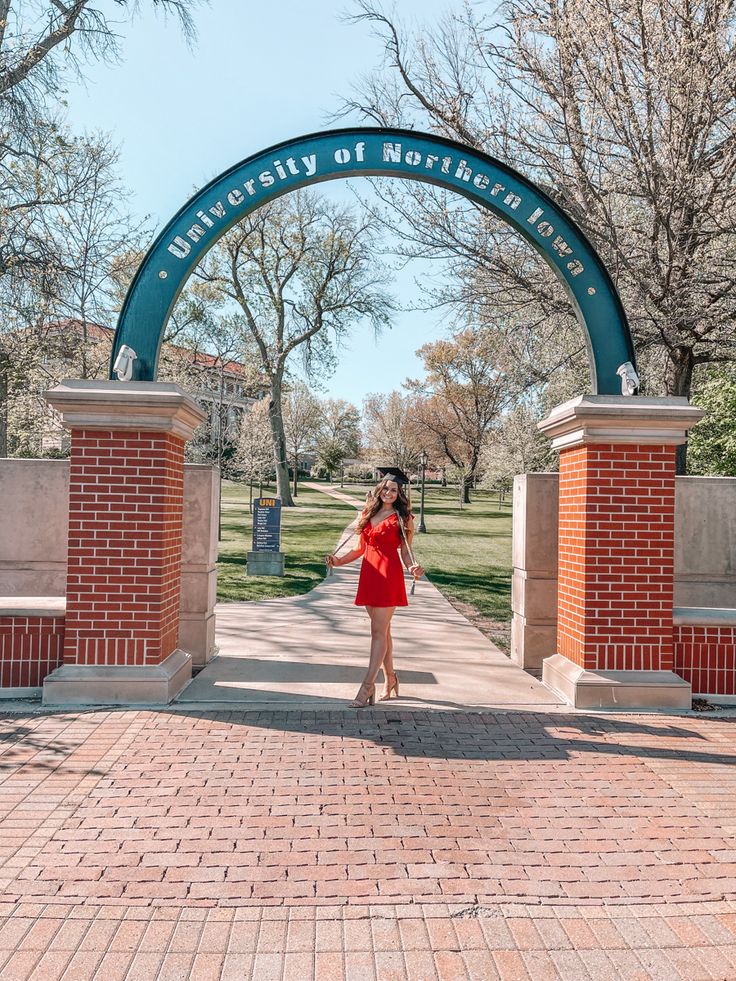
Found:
[1,707,736,979]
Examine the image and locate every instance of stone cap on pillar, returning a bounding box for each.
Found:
[538,395,704,450]
[45,379,206,441]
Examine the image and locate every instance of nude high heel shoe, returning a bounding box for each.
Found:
[349,682,375,709]
[379,671,399,701]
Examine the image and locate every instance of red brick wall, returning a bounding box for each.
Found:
[557,446,587,667]
[675,624,736,696]
[64,429,185,667]
[557,444,676,672]
[0,615,64,687]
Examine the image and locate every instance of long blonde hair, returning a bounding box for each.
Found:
[357,477,412,534]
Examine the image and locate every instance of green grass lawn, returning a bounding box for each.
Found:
[404,485,513,623]
[217,481,356,602]
[217,480,513,645]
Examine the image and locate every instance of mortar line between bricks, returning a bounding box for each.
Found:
[90,908,135,981]
[204,906,236,962]
[1,716,149,896]
[163,907,204,976]
[0,940,22,977]
[22,941,48,980]
[0,901,50,970]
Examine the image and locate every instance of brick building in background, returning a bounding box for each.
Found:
[2,320,266,458]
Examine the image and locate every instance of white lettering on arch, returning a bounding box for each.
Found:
[167,237,191,259]
[383,142,402,163]
[186,224,206,243]
[552,236,573,258]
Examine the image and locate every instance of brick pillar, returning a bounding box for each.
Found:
[41,381,205,705]
[538,396,703,709]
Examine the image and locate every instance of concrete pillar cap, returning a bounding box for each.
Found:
[538,394,704,450]
[45,379,206,441]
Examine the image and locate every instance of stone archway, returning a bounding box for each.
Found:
[28,128,712,710]
[110,127,636,395]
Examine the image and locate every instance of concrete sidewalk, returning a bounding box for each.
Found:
[178,494,562,712]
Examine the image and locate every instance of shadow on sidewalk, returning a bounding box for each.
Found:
[2,704,733,778]
[0,720,107,777]
[157,704,735,768]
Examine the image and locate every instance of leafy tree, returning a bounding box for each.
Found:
[234,399,273,512]
[316,398,361,483]
[193,190,393,505]
[282,382,322,497]
[362,390,420,474]
[688,367,736,476]
[480,403,556,496]
[0,131,146,455]
[345,0,736,470]
[1,0,198,290]
[406,328,509,503]
[315,440,346,483]
[0,0,200,453]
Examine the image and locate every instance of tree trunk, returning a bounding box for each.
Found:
[267,374,295,506]
[249,478,253,513]
[293,453,298,497]
[664,346,696,475]
[459,474,471,505]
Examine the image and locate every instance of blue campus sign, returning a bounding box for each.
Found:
[111,127,636,394]
[252,498,282,554]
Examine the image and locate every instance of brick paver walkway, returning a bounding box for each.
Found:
[1,707,736,978]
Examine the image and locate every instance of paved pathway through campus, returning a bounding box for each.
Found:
[179,483,561,712]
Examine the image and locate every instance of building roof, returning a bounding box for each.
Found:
[45,319,257,381]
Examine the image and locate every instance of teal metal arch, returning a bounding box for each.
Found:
[110,127,636,393]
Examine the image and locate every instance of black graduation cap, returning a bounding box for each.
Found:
[377,466,411,485]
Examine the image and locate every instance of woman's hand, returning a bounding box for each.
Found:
[325,554,337,568]
[409,563,424,579]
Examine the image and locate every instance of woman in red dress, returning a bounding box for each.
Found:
[326,471,424,708]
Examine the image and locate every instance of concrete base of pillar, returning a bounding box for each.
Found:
[247,551,285,577]
[179,612,217,669]
[542,653,691,710]
[511,614,557,670]
[42,649,192,706]
[0,687,42,700]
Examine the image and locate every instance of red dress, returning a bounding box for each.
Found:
[354,512,408,608]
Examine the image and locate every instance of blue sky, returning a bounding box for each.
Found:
[63,0,456,405]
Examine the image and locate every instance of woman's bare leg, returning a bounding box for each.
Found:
[381,629,395,695]
[364,607,395,686]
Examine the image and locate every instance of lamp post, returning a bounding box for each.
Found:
[418,449,428,533]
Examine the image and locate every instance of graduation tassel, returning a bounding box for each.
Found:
[327,489,374,576]
[397,512,421,597]
[327,528,357,576]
